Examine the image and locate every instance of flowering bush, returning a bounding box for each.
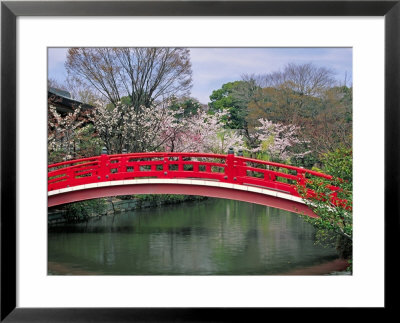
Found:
[247,118,310,162]
[48,105,85,162]
[297,147,352,261]
[49,101,309,164]
[92,102,244,154]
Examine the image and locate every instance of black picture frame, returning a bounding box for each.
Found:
[1,1,398,321]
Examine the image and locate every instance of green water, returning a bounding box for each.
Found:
[48,198,339,275]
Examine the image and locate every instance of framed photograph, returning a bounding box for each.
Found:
[2,0,398,320]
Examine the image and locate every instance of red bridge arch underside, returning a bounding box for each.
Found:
[48,182,317,218]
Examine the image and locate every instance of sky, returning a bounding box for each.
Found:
[48,47,352,104]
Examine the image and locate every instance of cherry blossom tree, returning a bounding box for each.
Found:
[160,110,244,153]
[49,98,305,164]
[91,102,185,154]
[247,118,310,162]
[48,105,86,162]
[91,102,244,155]
[210,128,245,154]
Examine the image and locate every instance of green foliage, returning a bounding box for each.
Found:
[48,150,69,164]
[48,123,103,164]
[135,194,206,206]
[64,199,106,222]
[106,96,133,111]
[298,147,352,259]
[113,194,207,209]
[74,124,103,157]
[320,147,352,183]
[207,77,352,166]
[209,82,241,108]
[208,81,256,129]
[168,97,202,117]
[290,152,320,169]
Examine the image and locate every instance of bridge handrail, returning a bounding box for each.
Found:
[107,152,227,159]
[48,152,330,176]
[234,156,332,179]
[48,156,101,169]
[48,153,329,184]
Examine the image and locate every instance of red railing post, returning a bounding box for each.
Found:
[66,167,75,187]
[178,155,184,172]
[163,155,169,177]
[120,149,127,174]
[98,147,110,181]
[234,149,245,184]
[225,147,235,182]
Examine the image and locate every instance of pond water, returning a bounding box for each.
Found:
[48,198,343,275]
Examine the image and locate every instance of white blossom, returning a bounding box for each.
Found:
[247,118,310,161]
[92,102,245,154]
[48,105,85,161]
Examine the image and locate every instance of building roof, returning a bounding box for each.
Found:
[48,88,94,114]
[48,87,72,99]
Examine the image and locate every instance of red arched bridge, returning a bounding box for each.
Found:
[48,151,342,218]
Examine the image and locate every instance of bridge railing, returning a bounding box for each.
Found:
[232,155,333,196]
[48,152,229,191]
[48,150,341,200]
